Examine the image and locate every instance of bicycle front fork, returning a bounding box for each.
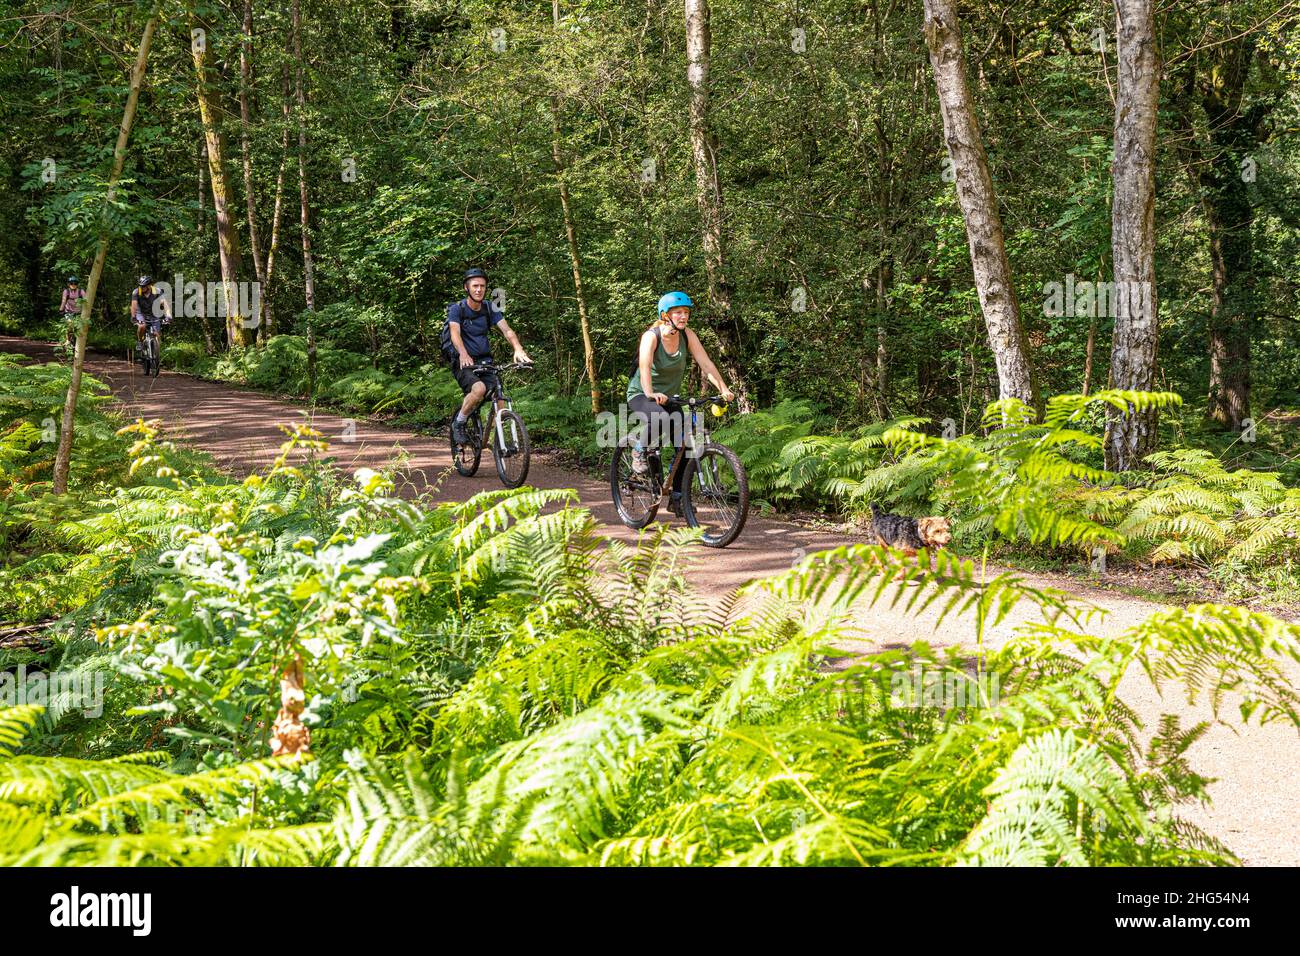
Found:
[492,399,519,452]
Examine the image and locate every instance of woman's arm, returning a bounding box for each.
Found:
[685,329,736,401]
[640,330,665,403]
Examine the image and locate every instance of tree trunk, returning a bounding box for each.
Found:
[23,238,45,327]
[196,138,216,353]
[293,0,317,395]
[262,64,292,342]
[685,0,750,410]
[551,1,600,414]
[875,267,890,408]
[1104,0,1161,471]
[270,654,310,756]
[1203,197,1252,431]
[922,0,1038,409]
[52,4,161,494]
[238,0,268,338]
[1200,43,1256,432]
[191,13,248,348]
[1081,314,1097,396]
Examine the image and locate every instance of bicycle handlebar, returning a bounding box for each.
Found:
[667,394,728,409]
[470,360,534,374]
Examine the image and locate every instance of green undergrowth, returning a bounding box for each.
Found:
[1,394,1298,866]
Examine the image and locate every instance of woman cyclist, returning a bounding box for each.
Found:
[626,291,735,514]
[60,277,85,346]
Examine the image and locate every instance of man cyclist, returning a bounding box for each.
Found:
[441,268,533,447]
[130,274,171,359]
[626,291,734,515]
[59,276,86,346]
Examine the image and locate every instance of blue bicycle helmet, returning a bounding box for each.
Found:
[657,291,693,317]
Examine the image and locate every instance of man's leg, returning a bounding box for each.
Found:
[458,381,487,419]
[450,361,488,446]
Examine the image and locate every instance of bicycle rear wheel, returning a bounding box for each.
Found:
[681,442,749,548]
[492,409,531,488]
[610,439,661,529]
[450,412,482,477]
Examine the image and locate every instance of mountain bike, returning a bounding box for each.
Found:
[609,394,750,548]
[139,319,167,378]
[449,360,533,488]
[58,312,79,357]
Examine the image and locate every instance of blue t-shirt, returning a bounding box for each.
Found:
[445,298,502,360]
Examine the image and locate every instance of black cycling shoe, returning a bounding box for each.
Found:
[668,493,684,516]
[451,418,469,446]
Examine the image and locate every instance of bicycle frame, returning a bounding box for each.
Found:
[469,364,525,455]
[142,327,161,362]
[643,400,713,500]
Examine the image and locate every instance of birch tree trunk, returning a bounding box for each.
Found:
[551,0,600,414]
[191,13,249,348]
[922,0,1037,409]
[52,5,161,494]
[685,0,750,411]
[238,0,268,338]
[1104,0,1161,470]
[293,0,318,395]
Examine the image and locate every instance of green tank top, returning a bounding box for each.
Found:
[626,326,688,401]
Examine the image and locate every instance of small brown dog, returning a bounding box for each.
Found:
[868,502,953,558]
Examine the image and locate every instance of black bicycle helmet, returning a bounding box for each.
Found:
[463,268,487,283]
[67,276,79,284]
[138,274,153,287]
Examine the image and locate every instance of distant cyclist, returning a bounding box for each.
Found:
[440,268,533,446]
[130,275,171,357]
[59,276,85,345]
[626,291,734,514]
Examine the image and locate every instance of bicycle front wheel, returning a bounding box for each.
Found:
[148,337,161,377]
[492,409,531,488]
[610,440,661,529]
[681,442,749,548]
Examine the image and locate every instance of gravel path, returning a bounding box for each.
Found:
[7,336,1298,865]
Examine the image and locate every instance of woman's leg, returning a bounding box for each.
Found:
[628,394,683,450]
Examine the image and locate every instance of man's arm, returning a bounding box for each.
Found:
[495,318,532,365]
[448,322,474,368]
[446,303,474,368]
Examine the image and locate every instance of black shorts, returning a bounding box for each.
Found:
[449,356,500,397]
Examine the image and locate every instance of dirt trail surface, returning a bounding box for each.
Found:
[7,337,1298,865]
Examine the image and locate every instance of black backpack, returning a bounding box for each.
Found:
[627,325,672,377]
[439,299,492,361]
